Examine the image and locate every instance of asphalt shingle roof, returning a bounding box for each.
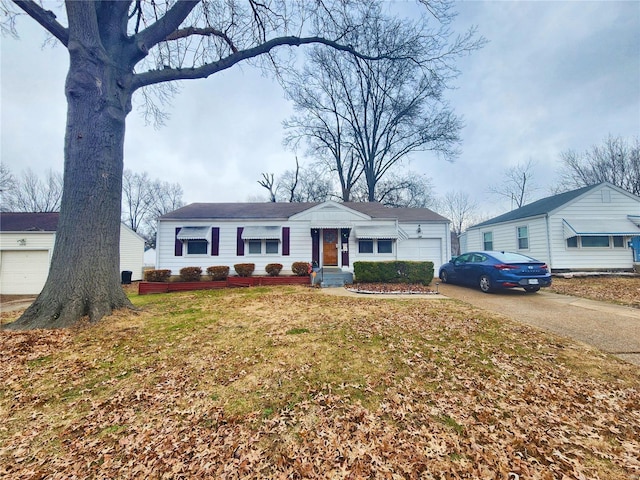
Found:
[470,184,600,228]
[160,202,449,222]
[0,212,59,232]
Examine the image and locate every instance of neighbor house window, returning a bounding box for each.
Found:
[265,240,279,254]
[483,231,493,250]
[566,237,578,248]
[359,240,374,253]
[581,236,609,247]
[187,239,208,255]
[613,236,625,248]
[378,240,393,253]
[517,226,529,250]
[248,240,262,254]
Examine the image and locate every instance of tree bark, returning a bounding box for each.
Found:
[6,5,134,330]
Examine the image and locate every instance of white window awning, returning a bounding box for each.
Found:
[241,226,281,240]
[562,218,640,239]
[177,226,210,241]
[355,225,399,239]
[629,215,640,228]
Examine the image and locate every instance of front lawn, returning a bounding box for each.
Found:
[1,286,638,478]
[550,275,640,308]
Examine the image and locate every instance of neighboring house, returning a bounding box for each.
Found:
[459,182,640,272]
[156,201,451,283]
[0,212,145,294]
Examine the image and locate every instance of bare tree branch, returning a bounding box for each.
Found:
[12,0,69,46]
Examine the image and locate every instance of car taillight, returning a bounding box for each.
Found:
[541,264,548,271]
[494,264,519,270]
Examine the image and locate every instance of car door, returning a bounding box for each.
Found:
[451,253,473,284]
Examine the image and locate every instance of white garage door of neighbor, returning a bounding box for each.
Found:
[0,250,50,295]
[397,238,442,269]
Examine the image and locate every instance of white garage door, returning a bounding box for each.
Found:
[397,238,443,271]
[0,250,50,295]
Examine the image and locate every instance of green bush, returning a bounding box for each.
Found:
[234,263,255,277]
[206,265,229,281]
[291,261,310,276]
[353,261,434,285]
[265,263,283,276]
[144,269,171,282]
[179,266,202,281]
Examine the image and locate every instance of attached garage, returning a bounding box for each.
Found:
[0,250,51,295]
[396,238,443,271]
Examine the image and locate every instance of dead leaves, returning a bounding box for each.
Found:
[0,288,639,479]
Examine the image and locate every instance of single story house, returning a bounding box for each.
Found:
[156,201,451,284]
[459,182,640,272]
[0,212,145,294]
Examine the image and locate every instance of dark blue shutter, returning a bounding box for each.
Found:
[236,227,244,256]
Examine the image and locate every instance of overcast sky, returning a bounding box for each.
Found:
[1,1,639,219]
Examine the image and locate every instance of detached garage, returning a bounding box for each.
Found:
[0,212,145,295]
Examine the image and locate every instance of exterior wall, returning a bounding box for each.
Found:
[0,232,55,295]
[157,218,450,275]
[463,185,640,270]
[119,226,146,281]
[547,186,639,270]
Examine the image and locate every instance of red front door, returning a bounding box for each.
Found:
[322,229,339,266]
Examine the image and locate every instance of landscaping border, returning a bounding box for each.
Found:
[138,276,310,294]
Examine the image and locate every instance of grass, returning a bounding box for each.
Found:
[1,285,639,478]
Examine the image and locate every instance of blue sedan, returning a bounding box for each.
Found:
[438,251,552,293]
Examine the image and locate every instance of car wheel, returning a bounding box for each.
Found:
[524,286,540,293]
[440,270,448,283]
[479,275,493,293]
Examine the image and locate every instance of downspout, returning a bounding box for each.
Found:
[545,214,554,271]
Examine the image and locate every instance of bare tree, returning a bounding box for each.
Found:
[436,190,478,254]
[489,159,538,210]
[0,164,16,211]
[259,159,333,203]
[557,135,640,195]
[3,0,426,329]
[369,172,436,208]
[121,169,184,247]
[282,3,483,202]
[2,168,62,212]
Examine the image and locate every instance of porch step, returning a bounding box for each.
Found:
[319,268,353,288]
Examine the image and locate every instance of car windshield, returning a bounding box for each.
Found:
[489,251,536,263]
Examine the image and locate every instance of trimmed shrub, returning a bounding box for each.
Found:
[265,263,283,276]
[206,265,229,281]
[179,266,202,281]
[234,263,255,277]
[144,269,171,282]
[291,261,311,276]
[353,261,434,285]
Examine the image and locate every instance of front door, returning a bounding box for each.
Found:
[322,229,339,266]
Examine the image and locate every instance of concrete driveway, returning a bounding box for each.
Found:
[437,283,640,366]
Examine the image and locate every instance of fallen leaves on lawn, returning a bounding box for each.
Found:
[550,276,640,308]
[1,287,639,479]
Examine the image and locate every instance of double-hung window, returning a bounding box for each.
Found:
[483,231,493,250]
[517,226,529,250]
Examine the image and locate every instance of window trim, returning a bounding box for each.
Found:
[483,231,493,251]
[516,225,529,250]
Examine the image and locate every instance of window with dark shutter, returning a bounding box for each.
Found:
[236,227,244,256]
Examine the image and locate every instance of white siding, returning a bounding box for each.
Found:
[157,217,450,275]
[0,232,55,295]
[119,226,145,280]
[547,186,640,270]
[462,184,640,270]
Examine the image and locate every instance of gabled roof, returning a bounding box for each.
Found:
[160,201,449,222]
[0,212,59,232]
[470,184,602,229]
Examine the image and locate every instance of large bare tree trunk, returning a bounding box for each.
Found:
[6,5,134,330]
